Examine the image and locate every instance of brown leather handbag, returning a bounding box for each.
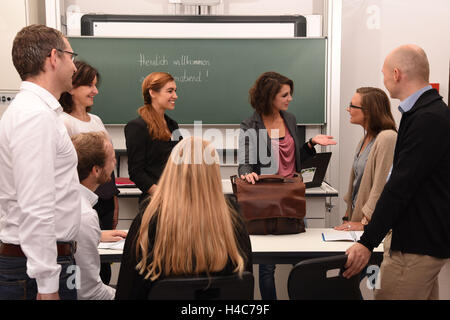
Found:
[230,174,306,235]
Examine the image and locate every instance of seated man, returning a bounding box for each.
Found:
[71,132,127,300]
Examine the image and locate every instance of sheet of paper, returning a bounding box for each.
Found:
[98,239,125,250]
[301,167,316,183]
[321,230,363,242]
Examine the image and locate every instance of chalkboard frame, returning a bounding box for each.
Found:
[80,14,306,37]
[75,15,326,125]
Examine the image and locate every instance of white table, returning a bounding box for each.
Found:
[118,180,338,197]
[99,228,383,264]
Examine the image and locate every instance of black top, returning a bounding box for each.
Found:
[124,115,182,201]
[359,89,450,259]
[95,172,119,199]
[238,110,315,176]
[115,195,253,300]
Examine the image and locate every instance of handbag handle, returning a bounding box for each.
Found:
[258,174,286,182]
[258,174,301,183]
[230,174,301,187]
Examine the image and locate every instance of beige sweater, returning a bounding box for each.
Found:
[344,130,397,224]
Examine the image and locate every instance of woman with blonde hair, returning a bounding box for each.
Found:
[115,137,252,299]
[125,72,182,204]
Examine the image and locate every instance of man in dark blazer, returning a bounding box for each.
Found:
[344,44,450,299]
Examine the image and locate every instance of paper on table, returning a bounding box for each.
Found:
[98,239,125,250]
[301,167,316,183]
[321,230,363,242]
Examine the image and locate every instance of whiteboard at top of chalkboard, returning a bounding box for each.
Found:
[93,22,296,38]
[80,15,307,37]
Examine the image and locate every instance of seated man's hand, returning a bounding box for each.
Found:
[101,230,127,242]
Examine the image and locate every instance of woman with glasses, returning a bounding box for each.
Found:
[335,87,397,234]
[238,71,336,300]
[59,60,120,288]
[115,137,252,299]
[124,72,182,205]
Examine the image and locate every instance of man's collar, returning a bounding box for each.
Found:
[21,81,63,113]
[79,184,99,207]
[398,85,433,114]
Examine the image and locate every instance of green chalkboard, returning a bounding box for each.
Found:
[69,37,326,124]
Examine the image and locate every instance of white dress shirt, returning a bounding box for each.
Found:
[0,81,81,294]
[75,185,115,300]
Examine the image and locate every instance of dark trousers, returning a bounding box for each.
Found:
[259,264,277,300]
[0,254,77,300]
[93,197,115,285]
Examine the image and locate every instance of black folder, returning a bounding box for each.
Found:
[300,152,332,188]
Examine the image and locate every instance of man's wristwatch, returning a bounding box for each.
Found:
[308,138,316,148]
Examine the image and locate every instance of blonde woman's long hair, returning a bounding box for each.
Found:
[136,136,245,281]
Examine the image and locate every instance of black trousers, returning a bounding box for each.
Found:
[93,197,115,285]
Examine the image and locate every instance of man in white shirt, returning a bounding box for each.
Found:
[0,25,80,300]
[71,132,126,300]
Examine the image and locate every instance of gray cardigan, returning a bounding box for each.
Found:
[238,111,315,176]
[344,130,397,223]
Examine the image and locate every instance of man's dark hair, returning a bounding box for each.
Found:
[12,24,66,80]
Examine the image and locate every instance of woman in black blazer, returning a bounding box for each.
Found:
[238,71,336,300]
[125,72,182,203]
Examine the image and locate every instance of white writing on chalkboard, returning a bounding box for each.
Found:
[173,70,203,82]
[139,70,209,83]
[139,54,168,67]
[138,53,211,83]
[173,55,210,66]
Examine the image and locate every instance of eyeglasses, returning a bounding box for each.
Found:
[348,103,364,110]
[55,48,78,61]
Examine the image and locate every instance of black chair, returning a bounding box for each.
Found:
[288,255,362,300]
[148,271,254,300]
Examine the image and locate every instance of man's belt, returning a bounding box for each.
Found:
[0,241,77,257]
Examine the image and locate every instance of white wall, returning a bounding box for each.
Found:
[0,0,46,91]
[0,0,27,91]
[62,0,324,15]
[339,0,450,220]
[0,0,45,118]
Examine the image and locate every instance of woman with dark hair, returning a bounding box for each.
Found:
[59,60,119,286]
[125,72,182,204]
[335,87,397,234]
[238,71,336,300]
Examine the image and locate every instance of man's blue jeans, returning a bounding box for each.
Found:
[0,254,78,300]
[259,264,277,300]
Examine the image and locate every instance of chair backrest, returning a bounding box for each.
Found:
[148,271,254,300]
[288,255,362,300]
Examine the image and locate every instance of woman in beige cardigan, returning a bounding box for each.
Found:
[335,87,397,238]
